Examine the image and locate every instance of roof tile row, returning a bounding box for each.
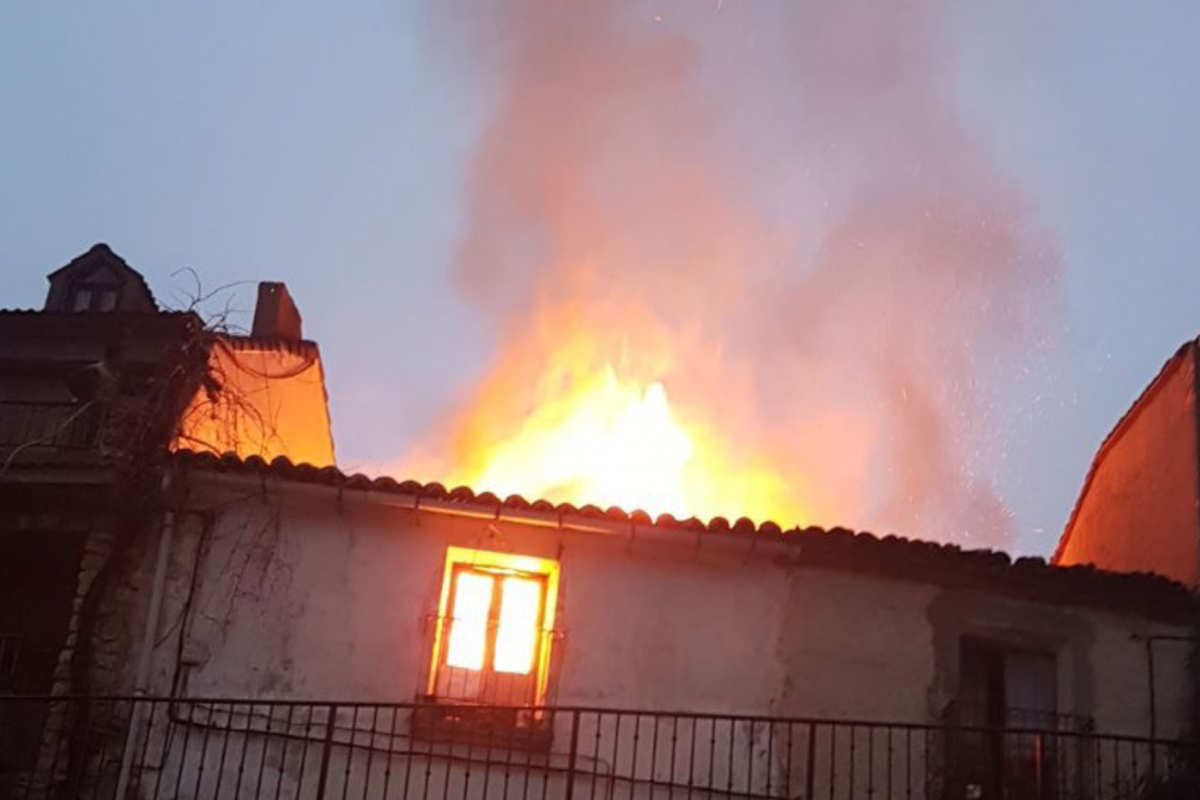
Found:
[171,449,1196,623]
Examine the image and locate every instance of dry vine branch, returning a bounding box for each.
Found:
[49,273,297,798]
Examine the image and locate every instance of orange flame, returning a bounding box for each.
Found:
[436,313,810,526]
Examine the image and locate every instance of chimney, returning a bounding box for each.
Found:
[251,282,303,341]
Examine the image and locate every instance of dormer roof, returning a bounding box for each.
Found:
[44,243,157,313]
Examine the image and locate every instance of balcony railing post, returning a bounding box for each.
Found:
[564,708,582,800]
[316,703,338,800]
[1034,732,1044,800]
[805,722,816,800]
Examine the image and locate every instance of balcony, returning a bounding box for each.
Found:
[0,401,105,452]
[0,696,1194,800]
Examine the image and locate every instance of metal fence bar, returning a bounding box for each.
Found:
[316,703,339,800]
[564,710,580,800]
[1,696,1196,800]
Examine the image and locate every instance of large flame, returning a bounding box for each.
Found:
[411,0,1061,546]
[467,366,694,516]
[436,314,808,525]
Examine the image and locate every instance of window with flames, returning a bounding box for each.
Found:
[427,548,559,706]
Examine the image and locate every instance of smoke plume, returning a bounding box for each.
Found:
[416,0,1058,545]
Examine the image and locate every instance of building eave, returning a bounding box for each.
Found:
[172,449,1196,625]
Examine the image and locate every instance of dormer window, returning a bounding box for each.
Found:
[69,285,120,313]
[45,244,157,314]
[71,289,92,312]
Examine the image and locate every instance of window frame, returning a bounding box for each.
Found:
[957,638,1060,728]
[444,563,547,673]
[68,282,122,313]
[427,547,560,707]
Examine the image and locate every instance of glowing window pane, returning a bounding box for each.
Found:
[494,577,540,674]
[446,572,493,670]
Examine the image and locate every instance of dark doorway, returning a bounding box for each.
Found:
[949,639,1060,799]
[0,529,85,782]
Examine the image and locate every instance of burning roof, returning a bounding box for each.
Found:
[411,0,1061,547]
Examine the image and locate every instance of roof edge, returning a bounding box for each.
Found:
[216,333,321,355]
[1053,339,1198,564]
[170,449,1195,624]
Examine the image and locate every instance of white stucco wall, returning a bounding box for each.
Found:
[107,473,1193,800]
[160,491,795,715]
[139,476,1191,735]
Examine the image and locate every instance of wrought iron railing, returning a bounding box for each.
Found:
[0,401,105,451]
[0,696,1194,800]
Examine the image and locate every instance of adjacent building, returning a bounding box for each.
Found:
[1054,338,1200,590]
[0,244,334,700]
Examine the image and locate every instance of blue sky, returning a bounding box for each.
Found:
[2,1,1198,555]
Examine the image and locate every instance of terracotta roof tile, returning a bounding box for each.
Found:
[345,474,373,490]
[759,521,783,537]
[218,334,320,356]
[373,476,400,492]
[629,509,652,525]
[733,517,756,535]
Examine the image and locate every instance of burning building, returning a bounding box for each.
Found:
[1,248,1196,799]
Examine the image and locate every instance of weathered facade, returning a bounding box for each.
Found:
[147,455,1193,737]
